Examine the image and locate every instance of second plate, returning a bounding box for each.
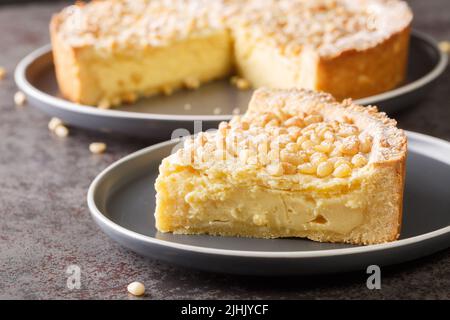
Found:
[15,30,447,140]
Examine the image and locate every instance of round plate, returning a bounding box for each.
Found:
[15,30,447,140]
[87,131,450,276]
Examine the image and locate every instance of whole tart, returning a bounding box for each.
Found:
[50,0,413,107]
[155,88,407,245]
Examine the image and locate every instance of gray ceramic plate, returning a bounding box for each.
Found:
[15,30,448,140]
[87,131,450,276]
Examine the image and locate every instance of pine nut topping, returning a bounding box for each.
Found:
[316,161,334,178]
[284,116,305,128]
[333,163,352,178]
[334,158,351,169]
[340,136,360,155]
[359,134,373,153]
[282,162,297,175]
[266,163,284,176]
[351,154,368,167]
[298,163,316,175]
[310,152,328,166]
[173,94,376,180]
[304,114,323,125]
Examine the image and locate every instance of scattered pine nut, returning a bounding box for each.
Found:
[111,97,122,107]
[54,124,69,138]
[439,41,450,53]
[213,107,222,115]
[232,107,241,115]
[14,91,27,106]
[127,282,145,297]
[122,92,137,104]
[0,67,6,80]
[231,76,251,90]
[184,77,200,90]
[236,78,251,90]
[162,85,174,96]
[98,99,111,110]
[48,117,63,132]
[89,142,107,154]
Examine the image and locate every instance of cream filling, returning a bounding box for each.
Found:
[183,184,366,235]
[155,160,368,236]
[80,30,233,105]
[233,32,318,91]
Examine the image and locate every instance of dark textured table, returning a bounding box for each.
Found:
[0,0,449,300]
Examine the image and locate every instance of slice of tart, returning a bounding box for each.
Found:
[51,0,412,106]
[155,88,407,245]
[50,0,234,107]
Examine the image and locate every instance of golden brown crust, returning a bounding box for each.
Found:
[395,151,407,239]
[50,15,80,103]
[316,27,411,100]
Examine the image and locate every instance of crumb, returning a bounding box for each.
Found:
[232,107,241,115]
[213,107,222,115]
[184,103,192,111]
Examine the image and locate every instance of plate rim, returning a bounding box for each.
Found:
[87,131,450,259]
[15,30,448,122]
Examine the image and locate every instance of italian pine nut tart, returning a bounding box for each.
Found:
[50,0,412,107]
[155,88,407,245]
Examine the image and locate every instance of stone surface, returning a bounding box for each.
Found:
[0,0,449,300]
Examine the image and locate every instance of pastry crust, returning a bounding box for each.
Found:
[50,16,81,104]
[50,0,413,106]
[155,88,407,245]
[315,27,411,100]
